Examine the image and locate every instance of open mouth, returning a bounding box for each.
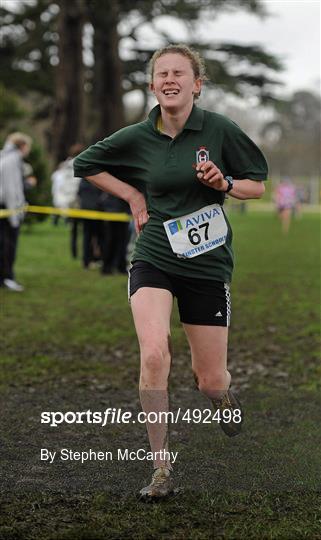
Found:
[162,89,180,96]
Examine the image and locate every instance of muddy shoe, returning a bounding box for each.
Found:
[212,389,243,437]
[139,467,174,500]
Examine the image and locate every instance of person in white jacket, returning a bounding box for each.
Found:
[51,144,83,257]
[0,132,34,292]
[51,157,81,210]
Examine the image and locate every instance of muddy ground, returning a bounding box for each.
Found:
[1,347,320,539]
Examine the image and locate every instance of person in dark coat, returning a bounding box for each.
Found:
[99,193,131,275]
[78,178,103,269]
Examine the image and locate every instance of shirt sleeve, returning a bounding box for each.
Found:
[73,135,124,178]
[222,120,268,181]
[73,126,145,192]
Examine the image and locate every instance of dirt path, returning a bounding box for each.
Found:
[1,349,320,539]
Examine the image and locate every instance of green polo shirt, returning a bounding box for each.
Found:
[74,104,268,282]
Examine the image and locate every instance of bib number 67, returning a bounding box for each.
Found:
[188,222,209,245]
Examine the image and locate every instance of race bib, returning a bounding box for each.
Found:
[163,204,228,259]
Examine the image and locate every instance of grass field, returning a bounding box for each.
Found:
[0,211,320,540]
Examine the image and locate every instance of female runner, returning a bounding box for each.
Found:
[74,44,268,500]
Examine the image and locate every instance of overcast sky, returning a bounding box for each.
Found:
[210,0,320,94]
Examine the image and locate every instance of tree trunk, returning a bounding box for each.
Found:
[89,0,125,141]
[52,0,85,164]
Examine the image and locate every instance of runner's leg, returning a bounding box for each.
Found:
[282,208,292,234]
[131,287,173,470]
[183,325,231,400]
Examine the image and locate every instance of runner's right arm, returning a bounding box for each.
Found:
[86,171,149,234]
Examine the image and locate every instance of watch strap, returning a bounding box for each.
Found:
[225,176,234,193]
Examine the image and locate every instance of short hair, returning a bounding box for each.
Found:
[6,132,32,149]
[148,44,207,99]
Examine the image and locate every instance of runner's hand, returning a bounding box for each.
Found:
[128,190,149,234]
[196,161,228,191]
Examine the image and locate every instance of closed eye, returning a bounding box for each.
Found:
[156,70,185,77]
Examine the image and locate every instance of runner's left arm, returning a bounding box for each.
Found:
[196,161,265,200]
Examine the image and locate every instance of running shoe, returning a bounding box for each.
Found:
[212,389,243,437]
[139,467,174,500]
[3,279,24,292]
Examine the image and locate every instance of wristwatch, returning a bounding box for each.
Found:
[224,176,234,193]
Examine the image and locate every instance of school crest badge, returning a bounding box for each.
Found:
[196,146,209,164]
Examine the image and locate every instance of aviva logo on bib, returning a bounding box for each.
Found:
[168,220,183,235]
[167,207,221,234]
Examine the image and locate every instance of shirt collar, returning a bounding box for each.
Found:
[148,104,204,132]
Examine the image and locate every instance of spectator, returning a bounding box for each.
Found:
[99,193,131,275]
[51,144,84,256]
[78,178,103,269]
[0,132,35,291]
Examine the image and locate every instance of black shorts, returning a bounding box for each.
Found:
[128,260,231,327]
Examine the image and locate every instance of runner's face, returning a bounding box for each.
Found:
[150,53,202,111]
